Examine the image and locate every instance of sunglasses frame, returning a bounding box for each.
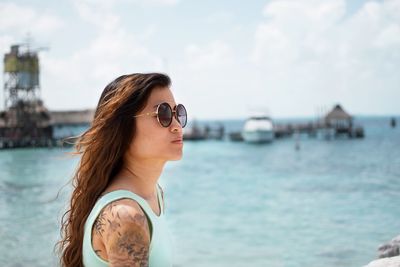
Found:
[133,102,187,128]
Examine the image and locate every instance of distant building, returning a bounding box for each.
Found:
[50,109,95,126]
[0,42,94,149]
[324,104,353,129]
[324,104,364,138]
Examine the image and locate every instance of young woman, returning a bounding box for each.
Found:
[57,73,187,267]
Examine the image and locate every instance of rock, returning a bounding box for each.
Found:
[379,235,400,258]
[363,256,400,267]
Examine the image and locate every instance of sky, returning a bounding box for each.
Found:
[0,0,399,119]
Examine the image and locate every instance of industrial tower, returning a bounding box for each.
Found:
[0,43,53,148]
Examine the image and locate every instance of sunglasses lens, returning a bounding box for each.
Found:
[176,104,187,128]
[158,103,172,127]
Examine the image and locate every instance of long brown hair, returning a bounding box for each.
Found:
[56,73,171,267]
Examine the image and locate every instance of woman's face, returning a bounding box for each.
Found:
[129,86,184,161]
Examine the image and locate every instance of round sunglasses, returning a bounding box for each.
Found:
[133,102,187,128]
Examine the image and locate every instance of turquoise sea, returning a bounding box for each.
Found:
[0,116,399,267]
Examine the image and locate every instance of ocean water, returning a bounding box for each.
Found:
[0,116,399,267]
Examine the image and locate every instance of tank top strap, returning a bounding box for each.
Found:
[86,187,163,235]
[156,183,164,214]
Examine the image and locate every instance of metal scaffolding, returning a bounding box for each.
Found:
[0,42,55,148]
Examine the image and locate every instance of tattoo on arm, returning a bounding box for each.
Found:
[93,211,106,237]
[102,200,150,267]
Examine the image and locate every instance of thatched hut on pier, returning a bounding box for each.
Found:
[324,104,353,129]
[324,104,363,138]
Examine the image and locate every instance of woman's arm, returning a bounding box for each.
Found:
[100,199,151,267]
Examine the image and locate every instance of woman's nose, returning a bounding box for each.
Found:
[170,116,182,132]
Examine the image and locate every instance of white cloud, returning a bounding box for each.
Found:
[0,0,179,111]
[40,0,165,110]
[121,0,180,6]
[142,0,180,5]
[250,0,400,116]
[72,0,120,31]
[0,2,64,35]
[0,0,398,118]
[169,39,255,120]
[253,0,346,64]
[183,40,234,70]
[205,11,233,25]
[374,24,400,47]
[0,35,14,54]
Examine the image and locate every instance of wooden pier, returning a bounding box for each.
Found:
[227,104,365,142]
[0,109,93,149]
[183,120,225,140]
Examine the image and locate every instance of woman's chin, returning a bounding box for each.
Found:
[169,152,183,161]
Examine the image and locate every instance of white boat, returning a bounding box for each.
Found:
[242,114,274,143]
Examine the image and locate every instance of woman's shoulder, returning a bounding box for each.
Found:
[91,197,151,263]
[93,197,150,238]
[102,197,144,214]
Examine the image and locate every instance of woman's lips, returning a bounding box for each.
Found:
[171,138,183,144]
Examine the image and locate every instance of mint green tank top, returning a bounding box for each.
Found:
[82,185,173,267]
